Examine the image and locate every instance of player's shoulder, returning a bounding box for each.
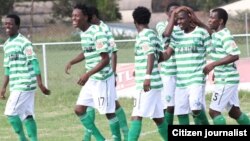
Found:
[215,28,233,40]
[14,33,32,45]
[156,21,167,28]
[195,26,210,36]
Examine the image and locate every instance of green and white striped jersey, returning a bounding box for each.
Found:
[134,28,163,90]
[210,28,240,84]
[99,21,118,53]
[156,21,181,76]
[80,25,113,80]
[170,26,211,88]
[3,33,37,91]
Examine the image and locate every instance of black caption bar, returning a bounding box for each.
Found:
[168,125,250,141]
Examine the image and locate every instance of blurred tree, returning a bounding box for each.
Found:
[52,0,121,22]
[0,0,15,22]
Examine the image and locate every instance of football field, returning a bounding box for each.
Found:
[0,43,250,141]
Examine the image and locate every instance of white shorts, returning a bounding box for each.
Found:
[132,89,164,118]
[4,91,35,121]
[76,75,116,114]
[209,84,239,112]
[174,85,206,115]
[161,75,176,108]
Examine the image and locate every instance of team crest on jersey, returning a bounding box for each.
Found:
[142,44,150,52]
[25,48,33,56]
[230,41,237,48]
[96,40,104,49]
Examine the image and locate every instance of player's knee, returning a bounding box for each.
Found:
[74,106,85,116]
[228,106,241,119]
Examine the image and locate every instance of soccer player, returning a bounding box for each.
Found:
[0,14,50,141]
[65,4,121,141]
[128,6,168,141]
[161,6,210,125]
[156,2,180,125]
[203,8,250,125]
[82,6,129,141]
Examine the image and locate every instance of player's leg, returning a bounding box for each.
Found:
[115,101,129,141]
[4,91,30,141]
[106,113,121,141]
[229,106,250,125]
[76,80,105,141]
[128,116,142,141]
[7,115,27,141]
[96,75,121,141]
[23,91,37,141]
[175,88,190,125]
[152,90,168,141]
[153,118,168,141]
[226,85,250,125]
[189,85,209,125]
[209,85,230,125]
[83,107,95,141]
[162,76,176,125]
[24,115,37,141]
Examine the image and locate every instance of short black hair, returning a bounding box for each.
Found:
[166,2,180,12]
[6,14,20,27]
[74,3,88,16]
[87,6,99,22]
[212,8,228,25]
[132,6,151,25]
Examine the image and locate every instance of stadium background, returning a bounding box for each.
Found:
[0,0,250,140]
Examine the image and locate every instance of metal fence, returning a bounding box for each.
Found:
[0,35,249,88]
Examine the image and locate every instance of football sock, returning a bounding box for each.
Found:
[177,114,189,125]
[236,112,250,125]
[8,116,27,141]
[193,110,209,125]
[157,120,168,141]
[80,113,105,141]
[213,115,226,125]
[83,107,95,141]
[164,111,174,125]
[24,117,37,141]
[128,120,142,141]
[115,107,129,141]
[109,116,121,141]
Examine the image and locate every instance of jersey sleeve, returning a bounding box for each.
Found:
[109,35,118,52]
[94,27,109,54]
[3,53,9,67]
[139,37,154,55]
[23,42,37,61]
[222,35,241,56]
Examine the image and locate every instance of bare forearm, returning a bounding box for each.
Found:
[163,47,173,61]
[87,53,109,76]
[163,14,175,37]
[112,52,117,74]
[1,75,9,89]
[146,54,154,75]
[212,55,239,67]
[70,53,85,65]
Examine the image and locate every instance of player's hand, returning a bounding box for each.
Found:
[143,79,151,92]
[78,73,90,86]
[203,63,215,75]
[0,88,6,100]
[38,84,51,95]
[65,62,72,74]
